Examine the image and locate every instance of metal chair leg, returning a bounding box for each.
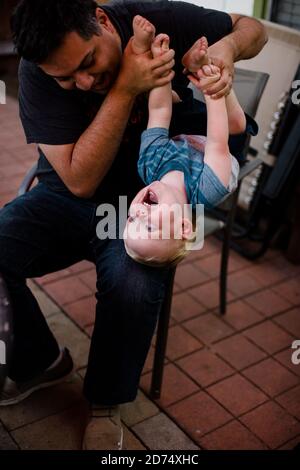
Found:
[220,185,241,315]
[150,268,176,399]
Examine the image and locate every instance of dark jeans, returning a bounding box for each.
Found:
[0,183,170,405]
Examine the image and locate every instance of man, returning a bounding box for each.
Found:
[0,0,267,450]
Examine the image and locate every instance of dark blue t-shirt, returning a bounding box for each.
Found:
[18,0,233,204]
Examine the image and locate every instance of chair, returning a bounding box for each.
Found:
[17,68,269,400]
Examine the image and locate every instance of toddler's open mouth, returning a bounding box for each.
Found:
[142,189,158,206]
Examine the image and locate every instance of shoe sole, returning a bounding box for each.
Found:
[0,369,74,406]
[82,425,124,451]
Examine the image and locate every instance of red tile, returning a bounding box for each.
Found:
[0,191,16,208]
[273,277,300,306]
[213,335,267,370]
[140,364,198,407]
[271,256,300,279]
[199,420,267,450]
[189,280,235,310]
[142,346,156,375]
[240,401,300,448]
[172,283,181,294]
[246,261,291,287]
[168,391,232,441]
[221,300,263,331]
[64,295,96,328]
[275,348,300,377]
[193,236,221,260]
[227,271,263,297]
[184,312,234,344]
[228,252,253,272]
[85,325,94,338]
[171,292,206,322]
[69,261,94,273]
[276,385,300,420]
[194,254,221,279]
[243,358,300,396]
[165,325,203,360]
[278,435,300,450]
[36,269,73,286]
[274,308,300,337]
[0,161,28,178]
[178,349,234,387]
[0,174,24,194]
[207,374,268,416]
[78,270,97,292]
[243,321,294,354]
[175,264,210,289]
[245,290,292,317]
[43,276,92,306]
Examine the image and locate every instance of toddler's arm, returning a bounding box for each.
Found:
[147,81,172,130]
[204,93,232,187]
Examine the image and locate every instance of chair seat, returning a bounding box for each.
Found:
[204,215,225,236]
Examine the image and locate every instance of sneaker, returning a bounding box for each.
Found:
[0,347,73,406]
[82,405,124,451]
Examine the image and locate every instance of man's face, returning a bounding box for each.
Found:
[39,11,122,94]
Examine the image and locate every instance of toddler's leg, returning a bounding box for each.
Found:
[226,90,247,135]
[182,36,210,73]
[132,15,156,55]
[147,34,172,129]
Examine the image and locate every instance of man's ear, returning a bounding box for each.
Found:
[95,8,114,32]
[181,217,194,241]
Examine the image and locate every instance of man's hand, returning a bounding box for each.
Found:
[115,37,175,97]
[204,41,235,99]
[183,37,234,100]
[184,14,267,100]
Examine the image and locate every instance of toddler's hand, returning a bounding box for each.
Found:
[201,64,221,77]
[188,64,221,94]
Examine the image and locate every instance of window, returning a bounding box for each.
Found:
[271,0,300,30]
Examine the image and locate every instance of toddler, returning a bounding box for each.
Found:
[124,16,250,267]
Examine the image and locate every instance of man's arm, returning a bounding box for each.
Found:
[40,39,175,199]
[225,14,268,62]
[185,14,268,100]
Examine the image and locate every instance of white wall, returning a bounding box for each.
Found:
[174,0,255,16]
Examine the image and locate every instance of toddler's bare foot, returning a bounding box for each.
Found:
[182,36,210,73]
[132,15,156,54]
[151,33,170,58]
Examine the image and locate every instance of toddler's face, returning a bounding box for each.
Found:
[123,181,192,261]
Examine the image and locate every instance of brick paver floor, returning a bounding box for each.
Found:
[1,96,300,450]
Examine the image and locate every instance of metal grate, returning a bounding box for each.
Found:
[271,0,300,31]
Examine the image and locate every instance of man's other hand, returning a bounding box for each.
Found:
[115,37,175,97]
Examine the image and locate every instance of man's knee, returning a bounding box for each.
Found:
[97,249,169,306]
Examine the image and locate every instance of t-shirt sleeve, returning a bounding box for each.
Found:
[18,59,89,145]
[192,163,231,209]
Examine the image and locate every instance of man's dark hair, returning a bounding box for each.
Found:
[11,0,101,63]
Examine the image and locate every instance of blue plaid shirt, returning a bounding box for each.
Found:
[138,128,239,209]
